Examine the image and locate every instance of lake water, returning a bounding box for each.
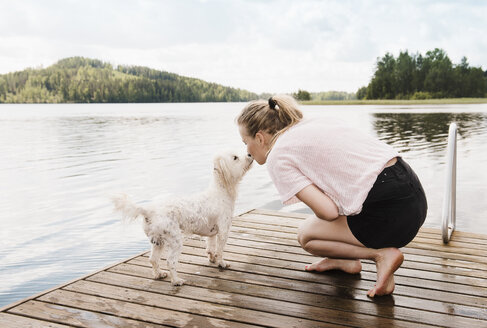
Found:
[1,102,486,307]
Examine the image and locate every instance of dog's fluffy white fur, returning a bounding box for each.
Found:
[112,151,253,285]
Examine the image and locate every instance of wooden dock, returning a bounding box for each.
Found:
[1,208,486,327]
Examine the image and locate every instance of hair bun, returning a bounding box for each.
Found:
[268,97,277,110]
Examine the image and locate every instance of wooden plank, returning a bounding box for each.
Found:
[41,287,339,328]
[400,246,487,266]
[418,226,487,241]
[226,229,487,269]
[134,251,487,307]
[37,290,258,328]
[105,262,486,327]
[230,222,487,259]
[218,231,487,278]
[8,300,170,328]
[244,209,487,242]
[236,213,487,253]
[230,235,487,273]
[0,312,71,328]
[250,208,310,219]
[234,216,487,248]
[414,233,487,247]
[229,225,487,266]
[65,278,431,328]
[182,236,487,282]
[406,241,487,259]
[173,242,487,293]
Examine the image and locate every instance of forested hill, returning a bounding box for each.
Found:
[0,57,259,103]
[358,48,487,100]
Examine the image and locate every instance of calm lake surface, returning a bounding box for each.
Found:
[1,102,486,307]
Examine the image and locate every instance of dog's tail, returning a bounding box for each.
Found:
[111,193,150,222]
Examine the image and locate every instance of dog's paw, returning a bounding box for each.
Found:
[171,277,185,286]
[207,250,217,263]
[154,271,168,280]
[218,260,230,269]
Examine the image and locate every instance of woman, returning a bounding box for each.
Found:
[237,95,427,297]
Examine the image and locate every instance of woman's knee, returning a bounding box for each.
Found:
[297,219,313,247]
[297,224,322,254]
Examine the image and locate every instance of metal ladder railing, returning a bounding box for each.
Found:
[442,122,457,244]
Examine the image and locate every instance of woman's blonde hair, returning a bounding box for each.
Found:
[236,94,303,147]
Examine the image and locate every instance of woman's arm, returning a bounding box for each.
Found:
[296,184,340,221]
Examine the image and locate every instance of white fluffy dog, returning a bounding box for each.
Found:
[112,151,253,285]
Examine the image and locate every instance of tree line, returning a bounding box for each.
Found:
[293,89,356,101]
[0,57,259,103]
[358,48,487,99]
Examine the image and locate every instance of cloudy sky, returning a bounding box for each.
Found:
[0,0,486,93]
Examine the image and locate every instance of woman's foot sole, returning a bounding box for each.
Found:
[305,258,362,274]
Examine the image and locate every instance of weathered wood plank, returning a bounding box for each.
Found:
[38,290,258,328]
[234,216,487,248]
[230,220,487,260]
[229,224,487,258]
[245,209,487,242]
[250,208,310,219]
[0,312,71,328]
[226,231,487,272]
[227,227,487,269]
[174,239,487,290]
[65,279,430,328]
[196,235,487,277]
[132,253,487,309]
[231,237,487,274]
[8,300,170,328]
[104,262,486,327]
[43,287,337,328]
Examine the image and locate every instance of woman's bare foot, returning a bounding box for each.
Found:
[367,248,404,297]
[305,258,362,274]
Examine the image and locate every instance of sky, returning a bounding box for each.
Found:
[0,0,486,94]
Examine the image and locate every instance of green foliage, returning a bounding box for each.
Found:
[363,48,487,99]
[410,91,432,100]
[0,78,7,102]
[0,57,259,103]
[293,89,311,101]
[311,91,356,101]
[356,86,367,100]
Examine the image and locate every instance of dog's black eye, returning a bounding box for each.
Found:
[233,156,239,161]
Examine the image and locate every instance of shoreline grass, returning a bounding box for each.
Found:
[299,98,487,106]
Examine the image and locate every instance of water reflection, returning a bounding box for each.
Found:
[372,112,487,154]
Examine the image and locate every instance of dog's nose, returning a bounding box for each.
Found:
[247,153,252,158]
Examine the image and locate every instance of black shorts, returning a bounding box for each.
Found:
[347,157,428,249]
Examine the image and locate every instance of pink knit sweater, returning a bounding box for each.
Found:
[266,117,399,216]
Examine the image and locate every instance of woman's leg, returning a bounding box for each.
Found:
[297,215,404,297]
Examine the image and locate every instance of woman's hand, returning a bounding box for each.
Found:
[296,184,340,221]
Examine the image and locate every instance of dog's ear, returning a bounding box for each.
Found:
[214,155,231,187]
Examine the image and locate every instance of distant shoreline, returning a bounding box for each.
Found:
[1,98,487,106]
[300,98,487,106]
